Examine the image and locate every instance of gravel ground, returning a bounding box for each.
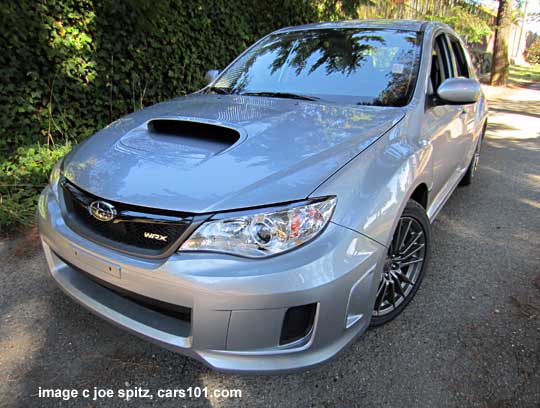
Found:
[1,86,539,408]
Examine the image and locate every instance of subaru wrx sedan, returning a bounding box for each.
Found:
[38,20,487,372]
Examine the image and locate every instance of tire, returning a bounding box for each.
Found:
[460,124,485,186]
[370,199,431,327]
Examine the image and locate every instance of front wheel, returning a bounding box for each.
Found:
[370,200,431,327]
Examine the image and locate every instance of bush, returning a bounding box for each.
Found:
[525,37,540,65]
[1,143,71,231]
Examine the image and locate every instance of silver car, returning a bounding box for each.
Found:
[38,20,487,373]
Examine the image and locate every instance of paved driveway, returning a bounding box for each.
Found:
[1,86,539,408]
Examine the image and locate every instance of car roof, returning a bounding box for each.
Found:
[273,19,449,34]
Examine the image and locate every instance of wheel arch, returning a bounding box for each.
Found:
[409,182,429,209]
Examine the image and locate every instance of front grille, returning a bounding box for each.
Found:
[61,178,193,257]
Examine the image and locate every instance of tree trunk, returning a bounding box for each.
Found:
[490,0,512,86]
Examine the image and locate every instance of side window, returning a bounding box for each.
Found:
[429,34,452,94]
[449,38,470,78]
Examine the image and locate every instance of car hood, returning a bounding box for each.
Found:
[64,94,404,213]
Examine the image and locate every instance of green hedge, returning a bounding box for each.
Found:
[0,0,327,231]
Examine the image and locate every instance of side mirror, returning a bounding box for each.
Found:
[436,78,481,104]
[205,69,220,85]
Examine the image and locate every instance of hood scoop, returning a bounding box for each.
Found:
[118,119,242,160]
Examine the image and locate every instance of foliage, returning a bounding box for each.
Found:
[1,143,71,231]
[525,38,540,65]
[425,6,492,44]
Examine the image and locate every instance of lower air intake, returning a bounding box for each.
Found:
[280,303,317,345]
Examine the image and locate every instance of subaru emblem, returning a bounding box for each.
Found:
[89,201,117,222]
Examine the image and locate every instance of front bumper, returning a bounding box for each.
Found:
[37,185,386,373]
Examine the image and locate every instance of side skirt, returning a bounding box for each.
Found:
[426,165,468,222]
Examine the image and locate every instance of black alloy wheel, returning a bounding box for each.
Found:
[370,200,431,327]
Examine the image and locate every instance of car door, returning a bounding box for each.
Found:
[448,35,479,170]
[422,32,465,202]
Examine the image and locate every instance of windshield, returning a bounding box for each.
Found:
[212,28,423,107]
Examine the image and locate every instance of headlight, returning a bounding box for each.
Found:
[180,197,336,258]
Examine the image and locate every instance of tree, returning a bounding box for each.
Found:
[490,0,513,86]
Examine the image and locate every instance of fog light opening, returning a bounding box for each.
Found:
[279,303,317,346]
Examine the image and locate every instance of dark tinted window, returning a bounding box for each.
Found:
[449,38,470,78]
[213,28,423,107]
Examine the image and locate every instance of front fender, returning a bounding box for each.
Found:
[311,125,432,248]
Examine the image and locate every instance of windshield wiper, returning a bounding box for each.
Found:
[240,91,319,101]
[206,86,232,95]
